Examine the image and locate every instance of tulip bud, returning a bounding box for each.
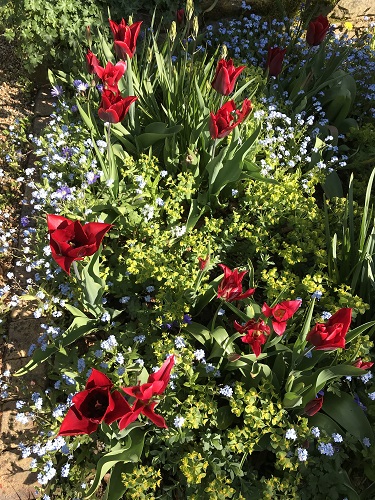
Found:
[169,21,177,42]
[86,26,92,49]
[192,15,199,39]
[221,44,228,60]
[185,0,194,21]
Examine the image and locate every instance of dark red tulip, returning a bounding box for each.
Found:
[85,50,100,74]
[176,8,185,24]
[306,15,330,46]
[47,214,112,274]
[304,396,323,416]
[58,369,131,436]
[266,46,286,77]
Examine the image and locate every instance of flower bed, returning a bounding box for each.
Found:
[1,2,375,499]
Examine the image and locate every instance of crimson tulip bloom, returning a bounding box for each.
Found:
[306,15,330,46]
[198,255,210,271]
[93,61,126,94]
[266,47,287,77]
[58,369,131,436]
[98,90,137,124]
[211,59,246,96]
[217,264,255,302]
[353,358,374,370]
[119,355,175,430]
[304,396,323,416]
[234,319,270,357]
[209,99,252,139]
[85,50,100,74]
[109,18,143,59]
[262,300,301,335]
[306,308,352,350]
[176,8,185,24]
[47,214,112,274]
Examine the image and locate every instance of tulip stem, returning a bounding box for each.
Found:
[211,301,224,333]
[72,261,81,281]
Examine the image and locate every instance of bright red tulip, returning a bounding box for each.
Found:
[306,15,330,46]
[209,99,252,140]
[266,47,286,77]
[262,300,301,335]
[119,355,175,430]
[198,255,210,270]
[217,264,255,302]
[304,396,323,416]
[47,214,112,274]
[353,358,374,370]
[306,308,352,350]
[234,319,270,357]
[85,50,100,74]
[93,61,126,94]
[58,369,131,436]
[211,59,246,96]
[98,90,137,124]
[109,18,143,59]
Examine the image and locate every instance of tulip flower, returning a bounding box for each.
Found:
[176,8,185,24]
[209,99,252,140]
[211,59,246,96]
[47,214,112,274]
[234,319,270,357]
[217,264,255,302]
[266,47,287,77]
[58,369,132,436]
[98,90,137,124]
[262,300,301,335]
[198,255,210,270]
[353,358,374,370]
[119,355,175,429]
[93,61,127,94]
[85,50,100,74]
[109,18,143,59]
[306,308,352,350]
[304,396,323,416]
[306,15,330,46]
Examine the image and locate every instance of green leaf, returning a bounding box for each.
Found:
[135,123,183,150]
[283,392,302,408]
[82,249,105,307]
[322,392,374,442]
[64,303,88,318]
[323,170,343,199]
[184,322,211,345]
[15,317,97,376]
[104,462,127,500]
[217,406,235,430]
[84,428,145,499]
[308,411,343,436]
[346,321,375,343]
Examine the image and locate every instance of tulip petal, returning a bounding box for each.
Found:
[58,406,98,436]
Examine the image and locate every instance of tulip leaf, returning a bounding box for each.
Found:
[322,392,374,442]
[308,412,343,436]
[301,365,365,405]
[217,405,235,430]
[346,320,375,343]
[15,317,97,376]
[283,392,302,408]
[104,462,128,500]
[135,123,183,150]
[184,321,211,345]
[84,428,145,499]
[82,249,105,307]
[64,303,89,318]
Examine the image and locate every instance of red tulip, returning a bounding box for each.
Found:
[211,59,246,96]
[217,264,255,302]
[304,396,323,416]
[209,99,252,139]
[234,319,270,357]
[98,90,137,124]
[306,15,330,46]
[85,50,100,74]
[198,255,210,270]
[119,355,175,429]
[262,300,301,335]
[266,47,286,77]
[93,61,127,94]
[176,8,185,24]
[58,369,131,436]
[47,214,112,274]
[353,358,374,370]
[109,18,143,59]
[306,308,352,350]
